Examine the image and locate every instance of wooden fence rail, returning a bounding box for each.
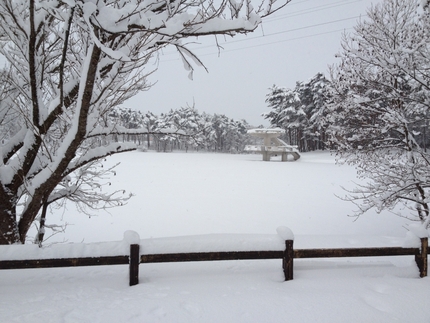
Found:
[291,237,428,280]
[0,256,129,269]
[0,237,428,286]
[140,250,284,263]
[137,238,428,284]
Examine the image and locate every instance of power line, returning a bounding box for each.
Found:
[222,15,364,45]
[160,27,354,62]
[155,0,369,58]
[158,14,363,60]
[207,28,354,54]
[153,0,370,62]
[264,0,363,22]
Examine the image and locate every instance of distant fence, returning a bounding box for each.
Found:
[0,236,428,286]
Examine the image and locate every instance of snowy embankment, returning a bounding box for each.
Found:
[1,151,429,323]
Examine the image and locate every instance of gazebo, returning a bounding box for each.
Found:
[244,128,300,161]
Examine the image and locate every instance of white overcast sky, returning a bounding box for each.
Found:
[126,0,379,126]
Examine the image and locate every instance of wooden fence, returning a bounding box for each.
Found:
[0,237,428,286]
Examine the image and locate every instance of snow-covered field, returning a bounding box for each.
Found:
[1,151,429,322]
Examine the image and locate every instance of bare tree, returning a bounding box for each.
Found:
[33,160,131,246]
[327,0,430,227]
[0,0,290,244]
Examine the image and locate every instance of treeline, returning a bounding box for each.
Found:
[108,106,257,153]
[263,73,331,152]
[264,68,430,153]
[110,71,334,154]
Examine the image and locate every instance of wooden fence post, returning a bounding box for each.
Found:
[415,237,428,278]
[129,244,140,286]
[283,240,294,281]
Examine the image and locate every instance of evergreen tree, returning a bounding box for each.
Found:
[263,74,331,151]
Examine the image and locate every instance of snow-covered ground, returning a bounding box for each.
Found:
[1,151,429,322]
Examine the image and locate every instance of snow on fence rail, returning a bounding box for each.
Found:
[0,228,428,286]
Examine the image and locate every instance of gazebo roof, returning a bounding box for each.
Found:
[247,128,285,137]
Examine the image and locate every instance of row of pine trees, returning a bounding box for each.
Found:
[107,107,256,153]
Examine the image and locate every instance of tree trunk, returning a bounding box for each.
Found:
[16,45,102,244]
[0,197,20,244]
[35,202,49,247]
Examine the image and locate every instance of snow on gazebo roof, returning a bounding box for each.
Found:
[247,128,285,136]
